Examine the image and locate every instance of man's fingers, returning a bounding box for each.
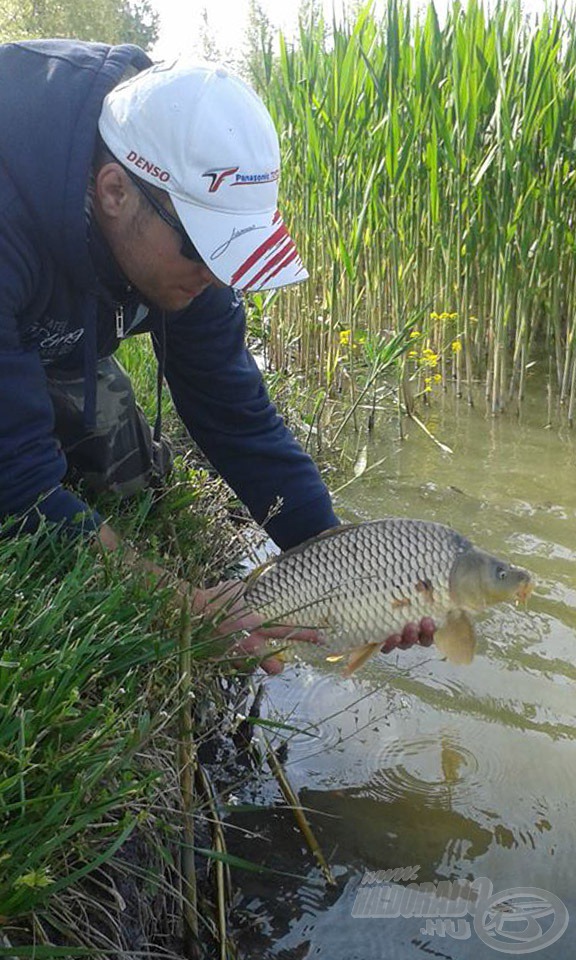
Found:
[381,617,437,654]
[196,579,325,649]
[215,611,324,645]
[419,617,436,645]
[232,632,270,657]
[398,621,420,648]
[232,613,323,643]
[381,634,401,653]
[229,631,287,675]
[259,656,284,675]
[254,623,325,644]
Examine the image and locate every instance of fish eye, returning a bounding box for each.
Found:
[496,565,508,580]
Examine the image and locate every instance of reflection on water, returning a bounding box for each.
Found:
[227,384,576,959]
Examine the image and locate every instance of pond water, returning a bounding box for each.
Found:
[227,380,576,960]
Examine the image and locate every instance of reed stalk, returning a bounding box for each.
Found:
[262,733,336,887]
[178,597,200,958]
[245,0,576,418]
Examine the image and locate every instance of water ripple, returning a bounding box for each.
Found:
[356,734,484,805]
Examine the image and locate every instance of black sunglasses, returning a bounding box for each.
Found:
[124,167,204,262]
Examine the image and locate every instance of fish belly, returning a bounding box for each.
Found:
[250,558,453,654]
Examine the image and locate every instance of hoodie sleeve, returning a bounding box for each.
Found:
[161,286,339,550]
[0,187,101,536]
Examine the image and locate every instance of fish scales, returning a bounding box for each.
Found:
[247,519,472,653]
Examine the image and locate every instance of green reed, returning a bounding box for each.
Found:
[248,0,576,413]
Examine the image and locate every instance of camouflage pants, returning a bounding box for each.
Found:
[46,356,173,497]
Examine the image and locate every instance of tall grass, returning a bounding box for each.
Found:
[249,0,576,414]
[0,472,256,954]
[0,527,176,942]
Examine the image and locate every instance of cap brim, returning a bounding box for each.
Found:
[171,197,308,292]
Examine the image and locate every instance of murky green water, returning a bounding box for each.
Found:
[228,382,576,959]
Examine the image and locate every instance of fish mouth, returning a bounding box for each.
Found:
[515,579,533,604]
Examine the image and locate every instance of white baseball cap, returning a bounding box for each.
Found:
[98,58,308,291]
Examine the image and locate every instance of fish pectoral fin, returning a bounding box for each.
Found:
[342,643,382,677]
[435,610,476,665]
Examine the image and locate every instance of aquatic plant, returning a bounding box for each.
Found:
[248,0,576,415]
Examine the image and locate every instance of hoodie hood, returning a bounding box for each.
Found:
[0,40,152,291]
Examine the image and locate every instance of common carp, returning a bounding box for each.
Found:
[246,518,532,674]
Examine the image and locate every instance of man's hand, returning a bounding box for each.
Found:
[381,617,436,652]
[94,525,320,674]
[191,580,322,675]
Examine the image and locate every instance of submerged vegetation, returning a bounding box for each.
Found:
[249,0,576,415]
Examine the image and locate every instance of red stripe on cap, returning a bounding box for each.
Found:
[257,247,301,288]
[244,237,299,289]
[230,218,288,287]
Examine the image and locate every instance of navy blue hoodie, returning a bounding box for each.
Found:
[0,39,337,549]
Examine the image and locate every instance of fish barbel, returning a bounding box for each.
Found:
[246,518,532,674]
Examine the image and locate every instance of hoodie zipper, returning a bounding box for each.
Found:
[115,304,125,339]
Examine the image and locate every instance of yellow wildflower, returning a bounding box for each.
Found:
[451,339,462,353]
[409,329,421,338]
[433,373,442,382]
[15,869,55,889]
[421,348,439,368]
[339,329,351,346]
[429,312,439,320]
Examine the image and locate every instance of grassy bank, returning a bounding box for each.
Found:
[248,0,576,415]
[0,456,263,957]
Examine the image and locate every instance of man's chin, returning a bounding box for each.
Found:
[146,290,197,312]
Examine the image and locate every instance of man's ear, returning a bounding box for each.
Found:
[94,162,131,219]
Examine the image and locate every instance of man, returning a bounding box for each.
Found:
[0,40,432,669]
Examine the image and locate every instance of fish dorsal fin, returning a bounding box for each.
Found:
[435,610,476,665]
[281,523,358,556]
[247,523,357,581]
